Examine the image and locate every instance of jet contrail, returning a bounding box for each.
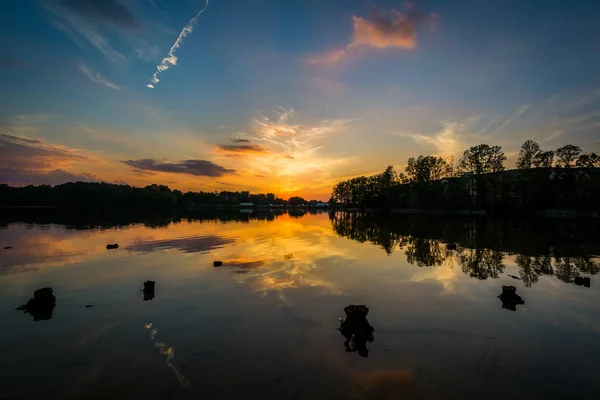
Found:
[147,0,210,88]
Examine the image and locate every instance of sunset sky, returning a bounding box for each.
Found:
[2,0,600,200]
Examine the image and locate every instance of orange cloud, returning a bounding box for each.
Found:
[214,143,271,159]
[307,6,435,65]
[349,10,417,50]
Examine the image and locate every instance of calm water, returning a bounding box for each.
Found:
[1,211,599,399]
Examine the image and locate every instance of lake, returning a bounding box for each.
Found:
[1,210,599,399]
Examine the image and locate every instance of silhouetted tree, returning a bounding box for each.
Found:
[576,153,600,168]
[516,140,541,169]
[532,150,555,168]
[288,196,306,206]
[405,156,450,183]
[556,145,582,168]
[458,144,506,175]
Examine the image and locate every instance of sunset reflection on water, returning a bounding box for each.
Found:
[1,212,600,399]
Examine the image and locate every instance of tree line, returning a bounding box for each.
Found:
[330,141,600,211]
[0,182,322,209]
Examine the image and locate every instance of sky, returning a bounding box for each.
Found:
[1,0,600,200]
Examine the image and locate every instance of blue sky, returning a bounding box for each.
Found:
[2,0,600,198]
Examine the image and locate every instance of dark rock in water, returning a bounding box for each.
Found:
[498,285,525,311]
[213,261,223,267]
[574,277,591,288]
[338,305,375,358]
[106,244,119,250]
[85,305,94,308]
[143,280,155,301]
[34,287,54,299]
[445,243,457,250]
[3,246,12,249]
[15,287,56,321]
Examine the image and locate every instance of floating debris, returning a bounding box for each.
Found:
[3,246,12,249]
[85,305,94,308]
[106,244,119,250]
[213,261,223,267]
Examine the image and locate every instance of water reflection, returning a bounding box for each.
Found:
[330,212,600,288]
[2,211,600,398]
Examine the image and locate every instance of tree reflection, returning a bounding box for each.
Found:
[459,248,505,280]
[404,237,445,267]
[329,212,600,288]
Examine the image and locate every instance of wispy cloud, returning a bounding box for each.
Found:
[393,121,467,156]
[576,88,600,107]
[76,61,122,90]
[44,1,126,65]
[307,5,435,65]
[215,109,354,195]
[121,158,236,177]
[147,0,211,88]
[489,105,529,135]
[57,0,139,30]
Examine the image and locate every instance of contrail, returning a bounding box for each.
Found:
[147,0,210,88]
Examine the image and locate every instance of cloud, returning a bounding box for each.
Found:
[44,1,127,65]
[121,158,236,177]
[0,132,99,185]
[285,155,294,159]
[57,0,139,29]
[0,133,89,171]
[0,168,98,186]
[231,137,251,143]
[221,259,268,275]
[126,235,234,254]
[306,48,347,66]
[147,0,210,88]
[489,105,529,135]
[350,9,418,50]
[76,61,122,90]
[307,5,434,65]
[215,144,270,158]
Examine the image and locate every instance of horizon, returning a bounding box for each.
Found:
[2,0,600,199]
